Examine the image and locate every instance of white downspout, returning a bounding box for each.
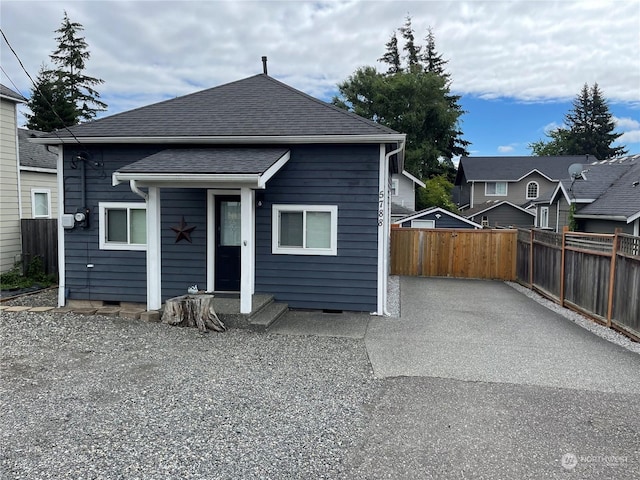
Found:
[56,147,66,306]
[377,139,405,316]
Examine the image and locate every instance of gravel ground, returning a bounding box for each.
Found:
[1,310,378,479]
[506,281,640,355]
[1,287,58,308]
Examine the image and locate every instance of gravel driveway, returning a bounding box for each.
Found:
[1,307,377,479]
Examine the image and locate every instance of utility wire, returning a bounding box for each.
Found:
[1,27,83,146]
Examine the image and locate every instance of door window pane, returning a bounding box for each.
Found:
[107,209,127,242]
[280,211,303,247]
[306,211,331,248]
[130,209,147,244]
[220,201,241,246]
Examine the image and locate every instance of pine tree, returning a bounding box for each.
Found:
[399,16,421,72]
[529,83,626,158]
[422,27,448,76]
[49,11,106,123]
[25,65,77,131]
[378,32,401,74]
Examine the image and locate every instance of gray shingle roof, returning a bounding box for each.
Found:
[118,147,290,174]
[18,129,58,170]
[455,156,599,184]
[0,83,25,102]
[391,202,415,216]
[45,74,398,138]
[556,163,632,201]
[577,158,640,219]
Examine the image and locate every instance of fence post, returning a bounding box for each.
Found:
[606,229,621,326]
[529,228,534,287]
[560,226,568,307]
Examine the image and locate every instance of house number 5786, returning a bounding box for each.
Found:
[378,190,385,226]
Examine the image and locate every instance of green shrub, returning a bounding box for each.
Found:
[0,257,56,290]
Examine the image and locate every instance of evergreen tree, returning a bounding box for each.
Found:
[26,11,106,130]
[49,11,106,122]
[378,32,401,74]
[399,16,421,72]
[25,66,77,131]
[422,27,448,76]
[529,83,626,158]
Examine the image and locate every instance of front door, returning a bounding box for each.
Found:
[215,196,241,291]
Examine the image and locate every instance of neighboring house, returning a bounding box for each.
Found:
[35,73,406,314]
[390,170,425,222]
[544,155,640,234]
[19,128,58,219]
[454,155,599,227]
[0,84,26,273]
[394,206,482,229]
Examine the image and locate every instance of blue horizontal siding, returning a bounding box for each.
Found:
[255,144,380,311]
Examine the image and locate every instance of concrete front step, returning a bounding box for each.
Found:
[248,302,289,332]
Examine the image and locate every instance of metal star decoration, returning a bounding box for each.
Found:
[170,216,196,243]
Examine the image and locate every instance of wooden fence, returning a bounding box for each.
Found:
[516,228,640,341]
[391,227,517,280]
[21,218,58,276]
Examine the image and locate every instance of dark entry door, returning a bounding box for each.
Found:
[215,196,241,291]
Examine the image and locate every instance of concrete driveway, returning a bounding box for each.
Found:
[365,276,640,394]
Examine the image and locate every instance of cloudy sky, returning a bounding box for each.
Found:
[2,0,639,158]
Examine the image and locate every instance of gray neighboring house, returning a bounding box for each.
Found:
[19,128,58,220]
[545,155,640,234]
[394,206,482,229]
[454,155,599,227]
[34,73,406,314]
[390,170,425,222]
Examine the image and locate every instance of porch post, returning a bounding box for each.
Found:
[147,186,162,310]
[240,187,255,314]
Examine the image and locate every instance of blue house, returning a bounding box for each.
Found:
[35,73,405,315]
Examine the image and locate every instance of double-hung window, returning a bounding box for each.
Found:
[391,179,399,196]
[272,204,337,255]
[526,181,539,200]
[99,202,147,250]
[485,182,507,196]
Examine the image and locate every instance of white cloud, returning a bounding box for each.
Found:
[543,122,564,134]
[1,0,639,119]
[619,130,640,144]
[614,116,640,130]
[497,145,515,153]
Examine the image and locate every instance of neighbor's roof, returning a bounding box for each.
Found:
[395,206,482,228]
[40,74,400,142]
[118,147,290,175]
[462,200,536,218]
[455,155,599,184]
[551,163,633,204]
[0,84,26,103]
[576,157,640,221]
[18,129,57,170]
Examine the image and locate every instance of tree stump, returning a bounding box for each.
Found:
[161,294,225,332]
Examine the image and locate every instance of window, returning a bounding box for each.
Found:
[539,206,549,228]
[272,204,337,255]
[391,178,399,196]
[31,189,51,218]
[99,202,147,250]
[481,216,489,227]
[411,219,435,228]
[526,181,539,199]
[485,182,507,196]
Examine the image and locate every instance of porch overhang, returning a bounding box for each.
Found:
[112,147,290,189]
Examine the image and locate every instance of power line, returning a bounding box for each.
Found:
[1,27,83,145]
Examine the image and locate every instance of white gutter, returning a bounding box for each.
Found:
[128,180,148,201]
[113,172,262,186]
[31,134,407,145]
[19,166,57,174]
[376,139,406,316]
[573,214,629,221]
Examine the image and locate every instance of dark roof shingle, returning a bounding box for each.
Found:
[47,74,398,139]
[18,129,57,170]
[0,83,26,102]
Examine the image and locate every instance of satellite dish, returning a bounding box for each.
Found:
[568,163,583,179]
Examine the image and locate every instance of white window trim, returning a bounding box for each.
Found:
[539,206,549,228]
[31,188,51,218]
[391,178,399,196]
[485,181,508,196]
[411,219,435,228]
[272,204,338,256]
[526,181,539,200]
[99,202,147,251]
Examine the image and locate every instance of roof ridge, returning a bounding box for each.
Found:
[259,74,398,134]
